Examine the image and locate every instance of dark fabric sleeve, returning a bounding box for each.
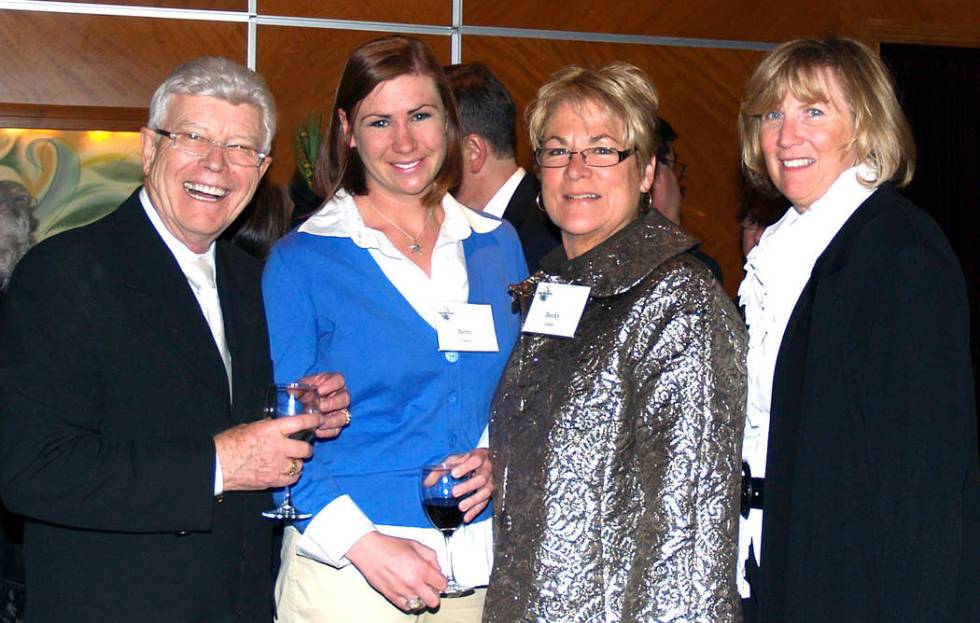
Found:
[854,237,978,621]
[0,245,216,534]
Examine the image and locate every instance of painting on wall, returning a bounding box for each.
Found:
[0,128,143,243]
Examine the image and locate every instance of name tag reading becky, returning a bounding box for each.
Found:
[435,303,499,352]
[522,282,591,337]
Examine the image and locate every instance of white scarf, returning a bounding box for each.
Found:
[739,165,876,427]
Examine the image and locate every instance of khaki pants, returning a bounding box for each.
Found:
[275,527,486,623]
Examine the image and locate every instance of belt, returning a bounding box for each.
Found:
[741,461,764,519]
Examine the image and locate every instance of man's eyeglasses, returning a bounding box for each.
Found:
[535,146,634,168]
[658,156,687,182]
[153,129,267,168]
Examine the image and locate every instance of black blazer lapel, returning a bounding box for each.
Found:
[503,172,559,273]
[501,172,539,230]
[756,274,814,623]
[215,242,268,422]
[114,192,231,405]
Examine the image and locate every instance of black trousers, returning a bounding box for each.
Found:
[741,596,757,623]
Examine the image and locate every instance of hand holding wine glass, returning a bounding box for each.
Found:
[296,371,352,439]
[212,408,320,492]
[440,448,493,523]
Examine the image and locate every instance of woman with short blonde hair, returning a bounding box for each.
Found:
[526,62,661,189]
[485,62,745,622]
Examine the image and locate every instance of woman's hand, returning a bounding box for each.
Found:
[298,372,351,439]
[446,448,493,523]
[346,531,447,611]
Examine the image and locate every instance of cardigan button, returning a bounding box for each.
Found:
[444,351,459,363]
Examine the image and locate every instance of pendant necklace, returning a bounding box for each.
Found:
[364,195,433,254]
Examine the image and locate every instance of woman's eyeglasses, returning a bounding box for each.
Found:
[535,146,634,168]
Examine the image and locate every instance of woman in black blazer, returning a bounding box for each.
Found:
[734,37,978,623]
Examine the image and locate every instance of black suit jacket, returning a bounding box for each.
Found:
[0,190,275,622]
[749,185,979,622]
[500,172,561,273]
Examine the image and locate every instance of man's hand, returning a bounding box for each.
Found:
[346,531,447,611]
[215,415,319,491]
[446,448,493,523]
[298,372,351,440]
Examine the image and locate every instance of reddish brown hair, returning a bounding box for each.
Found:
[314,36,462,207]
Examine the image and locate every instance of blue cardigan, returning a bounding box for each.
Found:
[263,218,525,530]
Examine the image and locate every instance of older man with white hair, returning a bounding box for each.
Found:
[0,57,350,623]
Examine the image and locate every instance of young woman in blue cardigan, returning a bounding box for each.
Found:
[262,36,526,622]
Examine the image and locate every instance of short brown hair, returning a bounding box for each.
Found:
[526,63,660,188]
[444,62,517,159]
[738,37,915,194]
[314,36,462,208]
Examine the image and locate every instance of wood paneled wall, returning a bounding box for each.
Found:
[1,0,977,293]
[256,0,450,22]
[0,11,245,107]
[464,0,839,41]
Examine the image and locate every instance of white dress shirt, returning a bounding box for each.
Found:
[140,189,229,495]
[292,191,500,586]
[480,167,527,219]
[736,166,876,597]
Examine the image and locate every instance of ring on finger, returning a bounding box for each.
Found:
[404,596,425,611]
[284,458,300,478]
[340,408,351,426]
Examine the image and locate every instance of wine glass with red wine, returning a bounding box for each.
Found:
[419,462,475,598]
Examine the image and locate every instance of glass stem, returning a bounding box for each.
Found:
[443,531,456,583]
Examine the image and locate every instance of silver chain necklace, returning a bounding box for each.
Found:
[364,196,434,254]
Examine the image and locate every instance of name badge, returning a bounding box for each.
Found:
[521,282,590,337]
[434,303,499,352]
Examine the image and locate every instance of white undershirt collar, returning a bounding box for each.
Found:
[298,191,500,330]
[482,167,526,219]
[140,188,216,267]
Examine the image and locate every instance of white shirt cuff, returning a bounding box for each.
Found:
[477,424,489,449]
[214,453,224,496]
[296,495,376,567]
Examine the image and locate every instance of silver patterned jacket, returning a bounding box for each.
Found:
[485,210,746,623]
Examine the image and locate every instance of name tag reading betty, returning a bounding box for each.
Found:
[521,282,591,337]
[434,303,499,352]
